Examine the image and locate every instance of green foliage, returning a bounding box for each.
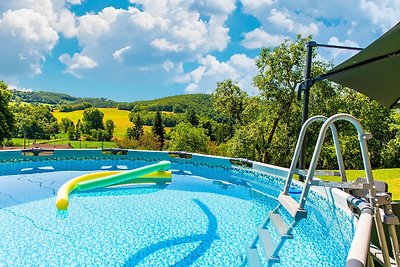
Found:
[12,103,58,139]
[60,118,74,133]
[132,94,218,119]
[104,120,115,141]
[82,108,104,134]
[127,113,144,141]
[224,36,308,164]
[168,122,209,153]
[186,108,199,126]
[0,81,15,146]
[10,90,117,107]
[59,102,92,112]
[152,111,165,148]
[212,79,247,124]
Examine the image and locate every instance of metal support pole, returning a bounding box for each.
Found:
[299,41,315,182]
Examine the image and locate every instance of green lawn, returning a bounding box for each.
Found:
[323,169,400,200]
[11,137,117,149]
[50,139,116,149]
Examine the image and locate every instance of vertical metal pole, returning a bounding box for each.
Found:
[299,41,315,182]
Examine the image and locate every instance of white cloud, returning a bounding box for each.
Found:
[112,46,131,62]
[59,53,97,78]
[241,0,275,14]
[163,60,174,72]
[0,8,58,75]
[327,36,360,64]
[177,54,258,95]
[242,28,287,49]
[151,38,182,52]
[55,9,77,38]
[268,8,319,36]
[66,0,83,4]
[359,0,400,32]
[8,84,33,92]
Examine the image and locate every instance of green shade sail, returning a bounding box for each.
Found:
[321,22,400,109]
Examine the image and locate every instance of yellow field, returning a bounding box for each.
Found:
[53,108,131,137]
[53,108,172,137]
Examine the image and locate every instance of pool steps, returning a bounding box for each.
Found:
[246,114,400,266]
[277,193,307,221]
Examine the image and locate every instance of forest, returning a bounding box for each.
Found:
[1,36,399,170]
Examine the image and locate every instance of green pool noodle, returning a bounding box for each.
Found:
[77,160,171,191]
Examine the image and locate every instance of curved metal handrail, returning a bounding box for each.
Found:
[283,115,346,194]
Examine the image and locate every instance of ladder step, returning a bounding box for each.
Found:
[246,246,261,267]
[278,193,307,221]
[269,212,293,238]
[257,228,280,263]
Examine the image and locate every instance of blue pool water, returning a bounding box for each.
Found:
[0,159,354,266]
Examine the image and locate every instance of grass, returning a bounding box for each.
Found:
[53,108,131,137]
[50,140,116,149]
[323,169,400,200]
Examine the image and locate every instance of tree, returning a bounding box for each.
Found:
[127,112,144,141]
[60,118,74,133]
[140,132,161,150]
[251,35,309,163]
[82,108,104,134]
[12,103,57,140]
[152,111,165,148]
[0,81,15,146]
[168,122,209,153]
[104,119,115,141]
[212,79,247,125]
[186,108,199,126]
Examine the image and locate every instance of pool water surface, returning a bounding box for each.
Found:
[0,160,353,266]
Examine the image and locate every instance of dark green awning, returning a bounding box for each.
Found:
[320,22,400,109]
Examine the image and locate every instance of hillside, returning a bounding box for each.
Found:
[10,89,119,107]
[128,94,218,118]
[10,90,216,116]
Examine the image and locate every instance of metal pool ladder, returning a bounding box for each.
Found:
[246,114,399,267]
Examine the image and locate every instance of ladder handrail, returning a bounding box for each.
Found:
[283,115,346,194]
[296,113,395,267]
[298,113,376,209]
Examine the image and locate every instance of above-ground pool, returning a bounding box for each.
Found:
[0,151,354,266]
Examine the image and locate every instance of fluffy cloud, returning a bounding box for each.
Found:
[0,8,58,75]
[54,2,233,82]
[177,54,258,95]
[59,53,97,77]
[268,9,319,37]
[359,0,400,32]
[242,28,287,49]
[326,37,360,63]
[55,9,77,38]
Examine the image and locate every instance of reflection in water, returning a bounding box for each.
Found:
[123,199,218,267]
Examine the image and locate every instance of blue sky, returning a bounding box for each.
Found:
[0,0,399,101]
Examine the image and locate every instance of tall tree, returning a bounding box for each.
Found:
[127,112,144,141]
[82,108,104,133]
[212,79,247,125]
[60,118,74,133]
[0,81,15,146]
[186,108,199,127]
[152,111,165,148]
[168,122,209,153]
[104,119,115,141]
[252,35,309,163]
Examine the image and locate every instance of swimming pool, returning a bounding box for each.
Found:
[0,150,354,266]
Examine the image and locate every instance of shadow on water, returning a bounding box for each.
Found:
[123,199,219,267]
